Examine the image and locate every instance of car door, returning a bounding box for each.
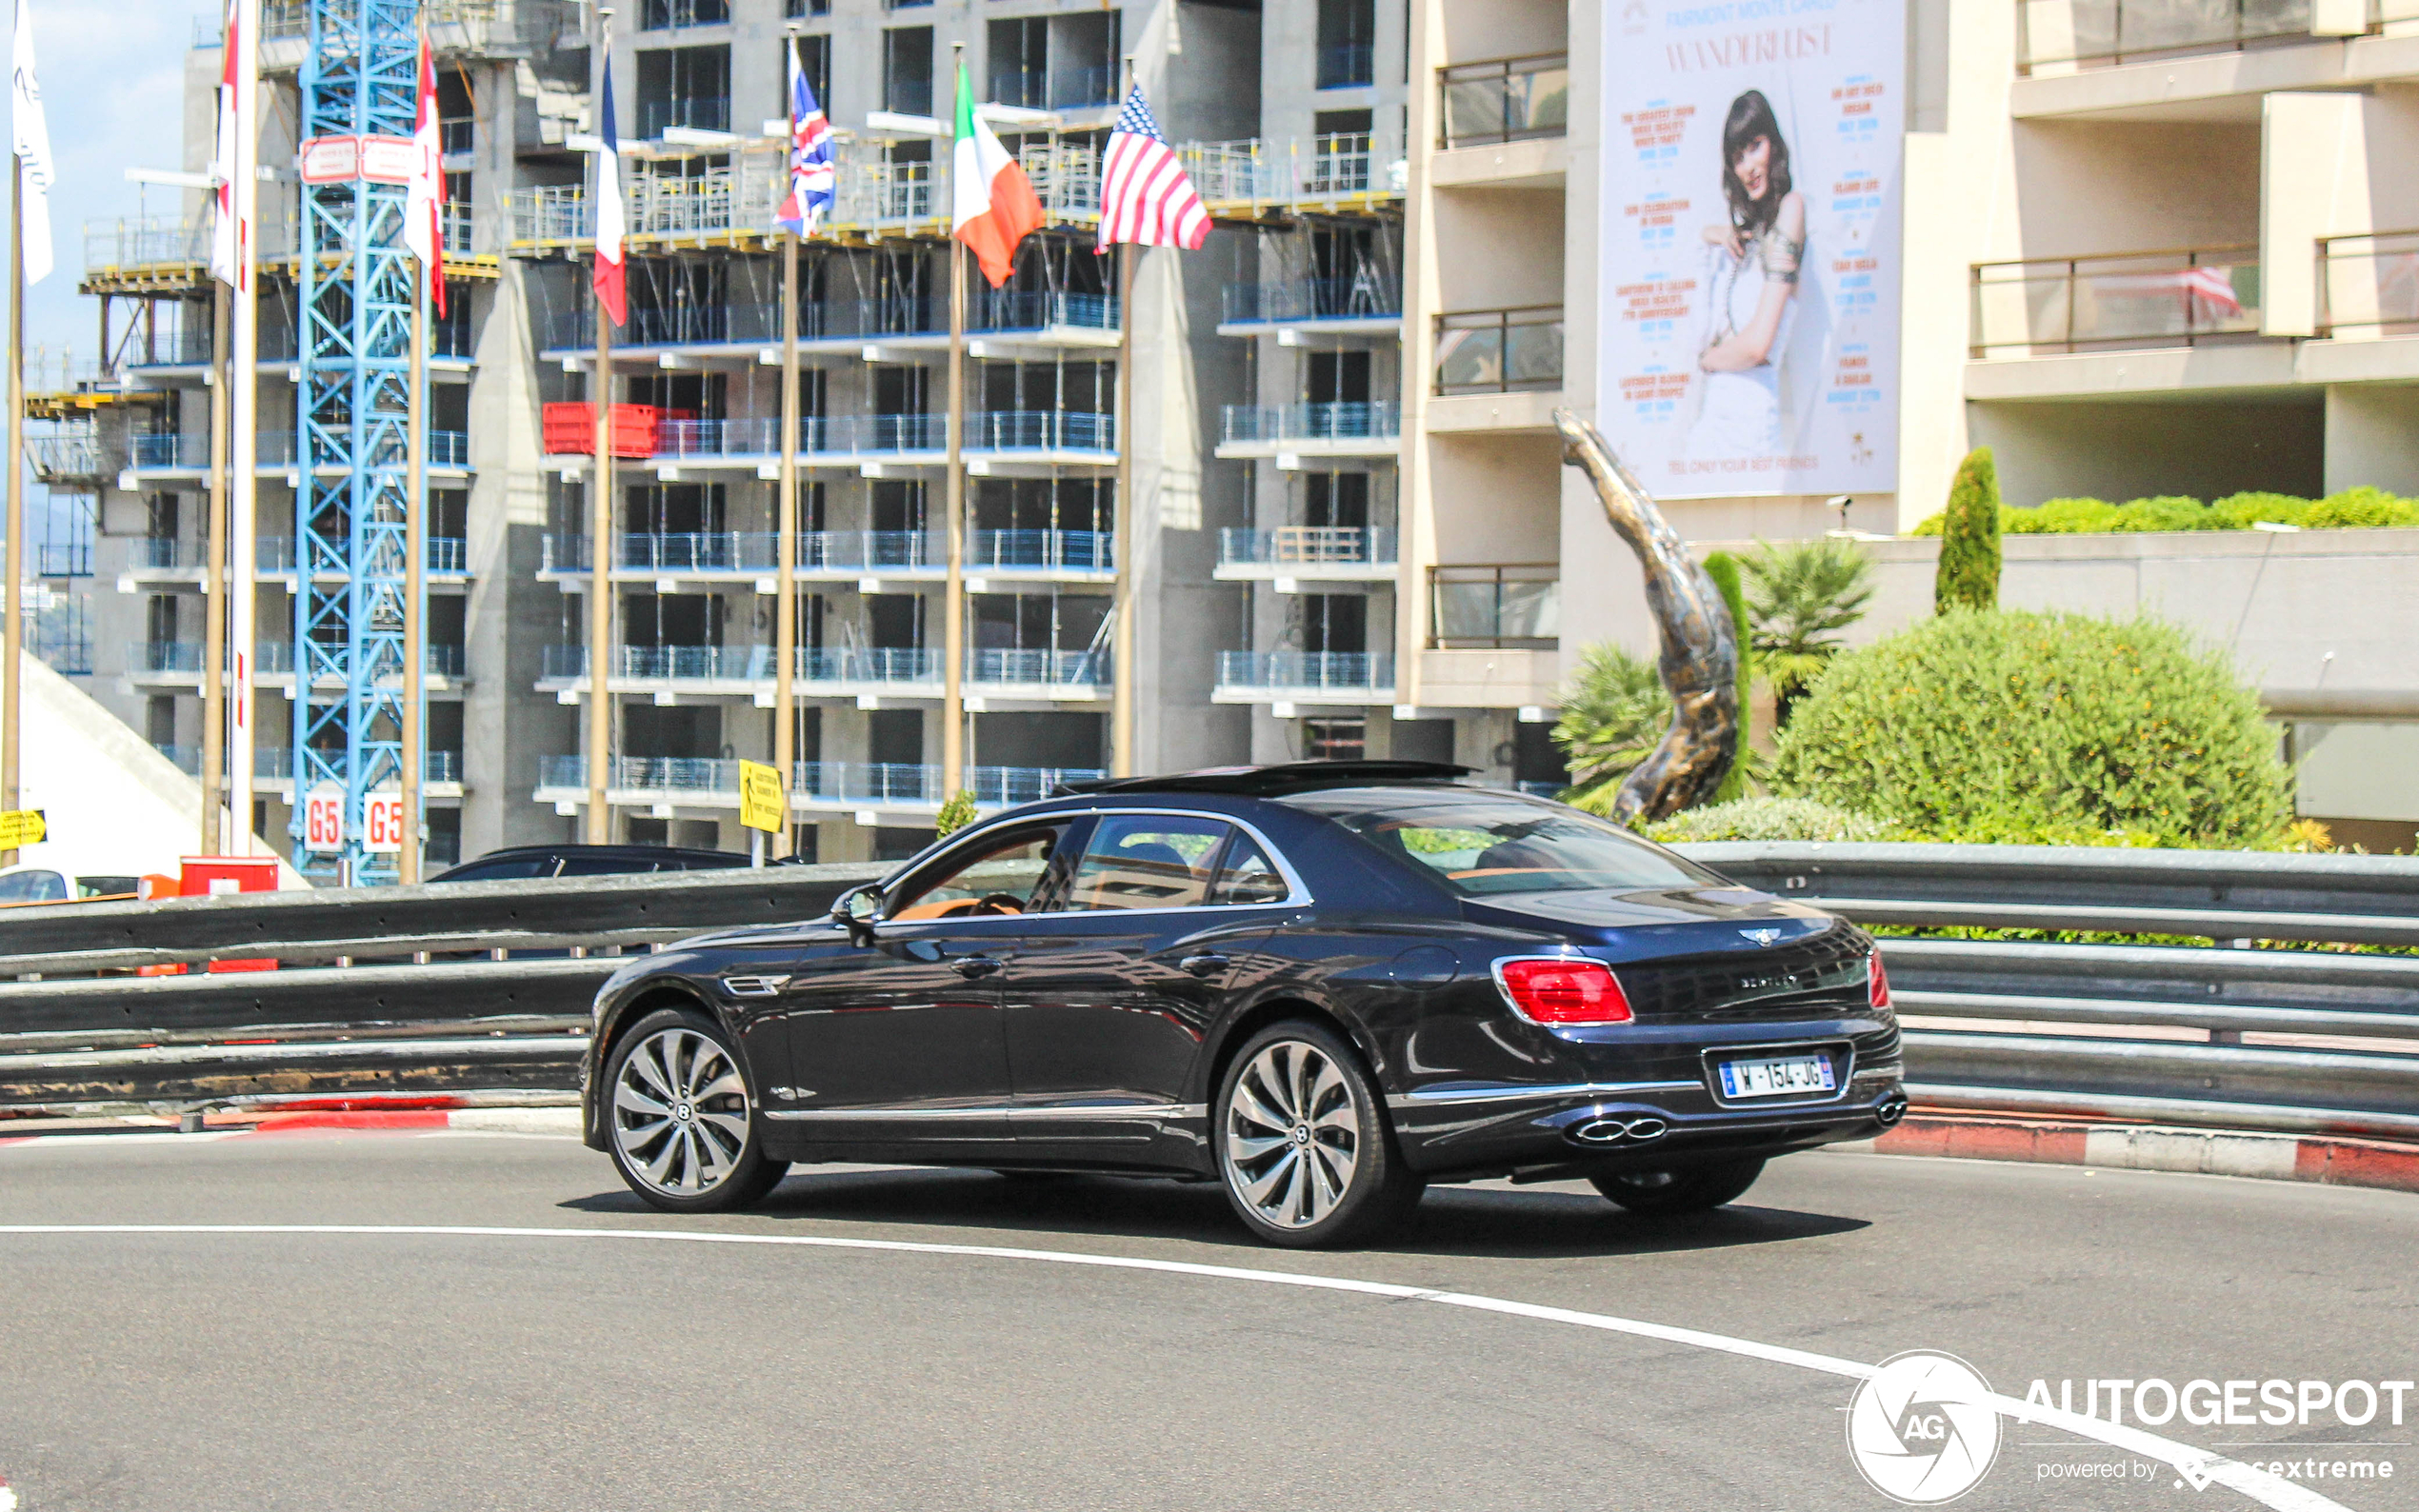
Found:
[775,821,1074,1152]
[999,813,1296,1162]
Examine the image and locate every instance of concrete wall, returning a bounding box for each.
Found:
[1969,395,2327,507]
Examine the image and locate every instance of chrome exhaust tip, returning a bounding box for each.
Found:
[1571,1116,1669,1145]
[1875,1094,1909,1128]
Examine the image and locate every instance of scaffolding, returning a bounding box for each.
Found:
[290,0,421,883]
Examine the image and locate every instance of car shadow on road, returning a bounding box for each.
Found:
[559,1166,1869,1261]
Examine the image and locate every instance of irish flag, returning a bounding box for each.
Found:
[950,65,1043,288]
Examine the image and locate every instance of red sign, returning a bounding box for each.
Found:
[298,134,419,186]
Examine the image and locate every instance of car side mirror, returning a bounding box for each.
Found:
[831,883,884,947]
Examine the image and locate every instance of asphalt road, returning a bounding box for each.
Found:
[0,1128,2413,1512]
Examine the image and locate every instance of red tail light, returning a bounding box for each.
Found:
[1494,958,1634,1025]
[1868,949,1892,1011]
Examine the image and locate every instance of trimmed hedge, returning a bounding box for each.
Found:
[1935,448,2003,609]
[1769,609,2294,847]
[1911,486,2419,536]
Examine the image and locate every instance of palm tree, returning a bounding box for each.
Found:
[1739,537,1875,725]
[1551,643,1671,816]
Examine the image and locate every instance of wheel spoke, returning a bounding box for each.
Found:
[1253,1050,1298,1122]
[1229,1131,1289,1163]
[616,1027,756,1197]
[1291,1050,1323,1130]
[1232,1080,1291,1136]
[697,1111,748,1149]
[690,1122,735,1180]
[693,1067,746,1105]
[615,1083,670,1119]
[642,1124,683,1184]
[1241,1147,1299,1209]
[629,1040,676,1102]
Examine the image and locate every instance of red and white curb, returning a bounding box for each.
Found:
[1837,1113,2419,1196]
[0,1106,582,1148]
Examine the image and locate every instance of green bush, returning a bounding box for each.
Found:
[1911,487,2419,536]
[1769,608,2294,847]
[1935,448,2002,611]
[2207,492,2310,529]
[2107,495,2207,532]
[1551,642,1671,815]
[1641,796,1895,844]
[1701,551,1752,805]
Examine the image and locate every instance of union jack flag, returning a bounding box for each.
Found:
[1097,86,1208,252]
[776,47,834,236]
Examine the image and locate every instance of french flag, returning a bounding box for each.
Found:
[591,54,626,327]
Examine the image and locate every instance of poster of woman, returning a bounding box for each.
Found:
[1600,0,1903,499]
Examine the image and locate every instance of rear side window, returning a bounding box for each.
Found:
[1210,834,1289,905]
[1280,787,1714,896]
[556,855,644,877]
[443,855,556,881]
[1062,815,1229,911]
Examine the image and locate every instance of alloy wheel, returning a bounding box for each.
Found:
[612,1025,751,1196]
[1223,1039,1362,1229]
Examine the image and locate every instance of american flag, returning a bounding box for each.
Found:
[1096,86,1209,252]
[775,47,834,236]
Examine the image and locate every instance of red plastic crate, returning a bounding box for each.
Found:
[540,402,669,460]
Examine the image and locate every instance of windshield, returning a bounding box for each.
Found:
[1280,787,1717,897]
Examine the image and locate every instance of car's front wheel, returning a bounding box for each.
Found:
[605,1007,788,1213]
[1215,1021,1422,1248]
[1589,1157,1767,1216]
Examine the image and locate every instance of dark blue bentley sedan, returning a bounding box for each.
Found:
[580,761,1907,1246]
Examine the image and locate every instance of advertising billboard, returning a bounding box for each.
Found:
[1600,0,1905,498]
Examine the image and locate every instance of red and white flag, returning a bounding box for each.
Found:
[402,28,447,314]
[591,52,626,326]
[1096,85,1207,252]
[208,0,239,287]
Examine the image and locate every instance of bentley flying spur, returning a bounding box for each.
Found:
[580,761,1908,1246]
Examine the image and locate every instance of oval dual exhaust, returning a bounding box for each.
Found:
[1570,1116,1669,1145]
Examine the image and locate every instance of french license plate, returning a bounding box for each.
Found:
[1717,1053,1836,1100]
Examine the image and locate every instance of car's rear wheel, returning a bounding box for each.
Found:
[1589,1157,1766,1216]
[1215,1021,1421,1248]
[605,1007,788,1213]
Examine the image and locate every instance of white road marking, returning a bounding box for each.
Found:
[0,1223,2353,1512]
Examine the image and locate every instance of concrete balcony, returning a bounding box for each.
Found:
[121,536,472,591]
[539,291,1121,366]
[532,755,1107,819]
[545,411,1117,479]
[153,743,467,801]
[538,529,1114,588]
[1214,527,1397,584]
[125,429,472,485]
[1211,650,1397,707]
[1432,52,1570,189]
[128,640,470,695]
[1215,402,1401,462]
[536,644,1111,707]
[1216,280,1402,340]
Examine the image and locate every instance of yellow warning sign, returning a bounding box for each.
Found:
[0,809,46,850]
[738,761,787,834]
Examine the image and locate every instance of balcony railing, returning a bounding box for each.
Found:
[541,644,1109,688]
[1216,650,1394,693]
[1221,278,1401,326]
[1181,132,1406,208]
[535,755,1105,806]
[2015,0,2316,72]
[26,430,104,484]
[1428,564,1559,649]
[1438,52,1569,148]
[130,430,471,470]
[1218,527,1397,566]
[37,542,92,578]
[153,745,460,782]
[2317,229,2419,336]
[968,529,1113,571]
[1434,306,1565,394]
[1969,249,2264,355]
[648,410,1113,461]
[539,290,1120,354]
[1220,401,1402,446]
[541,528,1112,575]
[134,642,466,679]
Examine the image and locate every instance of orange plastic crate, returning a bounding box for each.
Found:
[540,402,667,460]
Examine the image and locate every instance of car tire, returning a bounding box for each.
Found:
[1589,1157,1767,1216]
[603,1006,789,1214]
[1215,1020,1422,1249]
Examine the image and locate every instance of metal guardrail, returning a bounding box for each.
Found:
[1674,843,2419,1140]
[8,843,2419,1145]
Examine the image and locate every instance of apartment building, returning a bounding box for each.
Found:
[56,0,1435,868]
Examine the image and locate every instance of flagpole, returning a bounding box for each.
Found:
[1109,60,1138,779]
[228,0,261,856]
[2,151,24,865]
[585,7,615,843]
[201,273,230,853]
[773,24,801,861]
[402,246,428,884]
[940,46,967,805]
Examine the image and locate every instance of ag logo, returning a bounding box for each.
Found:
[1846,1350,2002,1503]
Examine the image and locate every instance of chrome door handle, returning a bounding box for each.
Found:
[950,955,1005,979]
[1179,953,1231,978]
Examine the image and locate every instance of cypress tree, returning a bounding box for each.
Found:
[1702,551,1753,805]
[1936,447,2003,612]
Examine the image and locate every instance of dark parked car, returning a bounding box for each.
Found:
[579,762,1907,1246]
[430,844,750,884]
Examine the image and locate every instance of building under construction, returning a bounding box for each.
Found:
[54,0,1457,868]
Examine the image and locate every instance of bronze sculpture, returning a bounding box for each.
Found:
[1552,408,1739,822]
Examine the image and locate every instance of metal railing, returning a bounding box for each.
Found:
[643,411,1112,461]
[36,542,92,578]
[535,290,1119,354]
[1219,526,1397,567]
[1221,278,1401,326]
[541,644,1106,688]
[134,642,466,681]
[2316,229,2419,336]
[1181,131,1407,209]
[2015,0,2315,72]
[1220,401,1401,446]
[154,746,460,784]
[130,430,470,471]
[26,430,105,484]
[1969,248,2265,355]
[1215,650,1395,693]
[542,529,1112,575]
[1434,306,1565,394]
[1438,52,1569,148]
[535,756,1103,805]
[1428,564,1559,648]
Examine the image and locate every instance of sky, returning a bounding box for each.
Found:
[10,0,199,362]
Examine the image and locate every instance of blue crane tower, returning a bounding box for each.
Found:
[291,0,424,883]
